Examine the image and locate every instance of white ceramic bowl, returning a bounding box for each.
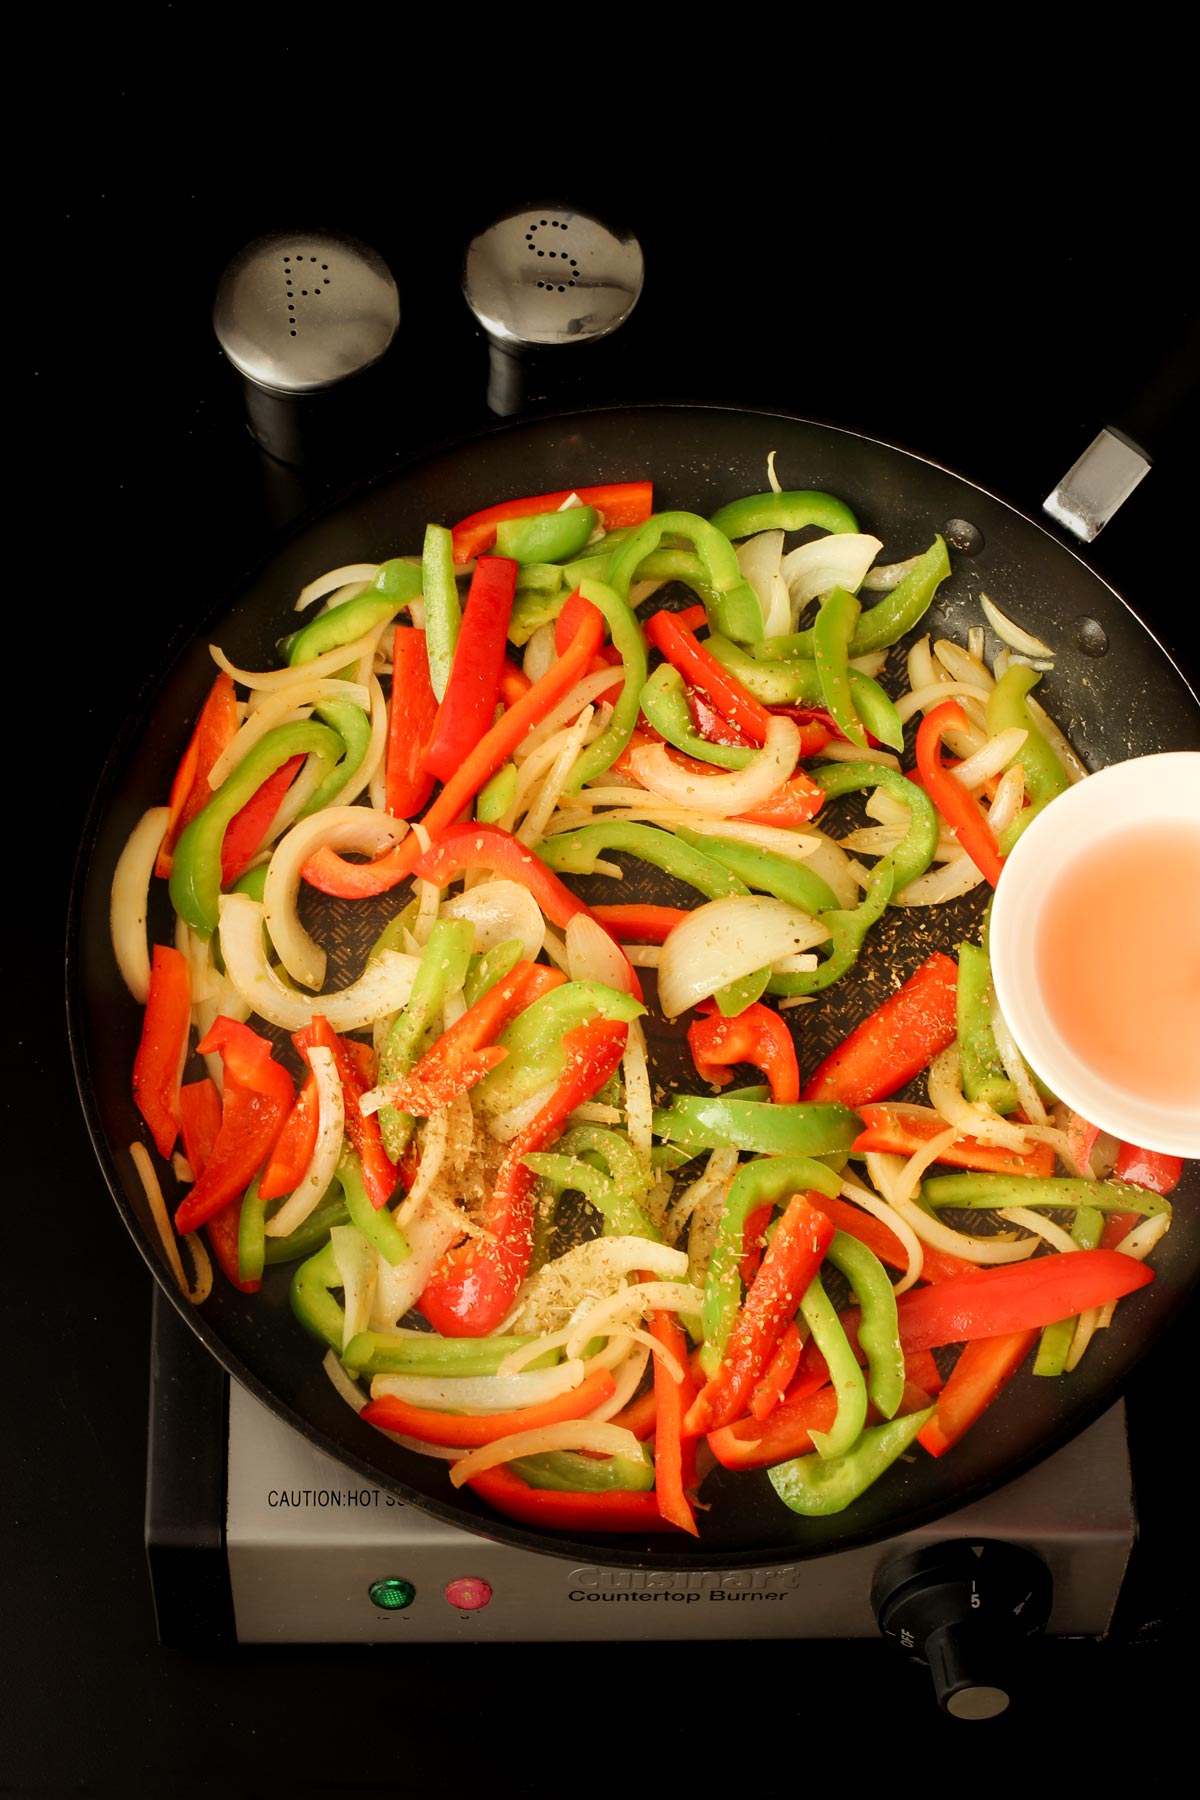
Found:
[989,750,1200,1159]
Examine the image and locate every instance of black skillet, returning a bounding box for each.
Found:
[67,403,1200,1570]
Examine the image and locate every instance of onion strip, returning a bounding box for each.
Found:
[110,807,170,1002]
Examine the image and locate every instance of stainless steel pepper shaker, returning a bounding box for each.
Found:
[213,228,400,464]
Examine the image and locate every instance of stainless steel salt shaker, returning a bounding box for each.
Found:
[213,229,400,464]
[463,205,644,416]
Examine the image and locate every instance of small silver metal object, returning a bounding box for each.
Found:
[463,205,644,416]
[1043,426,1151,543]
[213,229,400,463]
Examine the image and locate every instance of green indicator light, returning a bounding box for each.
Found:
[368,1576,416,1612]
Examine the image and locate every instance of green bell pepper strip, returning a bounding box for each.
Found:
[475,980,645,1117]
[677,829,839,916]
[956,940,1018,1113]
[476,761,518,822]
[341,1330,561,1378]
[766,863,894,997]
[814,586,868,750]
[704,632,903,744]
[282,564,423,665]
[823,1230,904,1419]
[606,511,763,643]
[493,505,598,565]
[236,1174,267,1287]
[518,562,571,596]
[708,489,860,542]
[509,1446,656,1492]
[376,918,475,1159]
[420,523,461,702]
[537,820,749,901]
[768,1406,936,1516]
[653,1095,861,1159]
[262,1184,350,1264]
[521,1152,662,1241]
[554,1124,649,1199]
[639,663,757,769]
[507,588,566,645]
[753,535,952,661]
[338,1148,410,1266]
[170,719,344,934]
[301,700,371,815]
[986,665,1070,852]
[1033,1205,1104,1377]
[562,579,649,794]
[462,937,525,1007]
[700,1153,843,1372]
[290,1240,346,1352]
[921,1174,1174,1217]
[814,760,941,893]
[713,966,772,1016]
[798,1271,869,1459]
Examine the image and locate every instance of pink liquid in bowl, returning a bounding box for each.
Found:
[1034,821,1200,1112]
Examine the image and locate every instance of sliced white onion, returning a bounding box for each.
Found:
[264,1045,345,1237]
[331,1222,378,1350]
[449,1420,642,1487]
[766,450,782,493]
[967,626,986,661]
[622,1017,653,1169]
[950,727,1028,791]
[485,1079,559,1142]
[781,533,883,608]
[799,829,861,909]
[440,879,545,962]
[864,1153,1039,1265]
[680,817,820,862]
[295,564,380,612]
[128,1140,213,1304]
[516,667,626,762]
[370,1361,587,1412]
[323,1349,368,1413]
[933,638,995,691]
[981,593,1056,658]
[110,806,170,1002]
[861,552,924,592]
[996,1207,1079,1254]
[590,1344,652,1421]
[737,530,791,637]
[523,621,558,685]
[926,1046,1033,1150]
[565,912,636,994]
[263,806,409,990]
[989,999,1051,1124]
[986,764,1027,837]
[368,1208,461,1330]
[656,893,826,1019]
[672,1146,739,1267]
[838,1176,925,1294]
[1027,695,1090,784]
[326,671,390,811]
[895,678,995,726]
[518,705,595,846]
[506,1236,690,1336]
[566,1282,703,1365]
[211,628,381,693]
[629,715,800,817]
[894,853,985,906]
[219,893,419,1031]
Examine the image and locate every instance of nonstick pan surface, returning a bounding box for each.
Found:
[67,404,1200,1569]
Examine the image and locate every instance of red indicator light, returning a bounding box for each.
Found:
[444,1576,493,1611]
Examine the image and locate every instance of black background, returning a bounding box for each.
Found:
[9,32,1199,1796]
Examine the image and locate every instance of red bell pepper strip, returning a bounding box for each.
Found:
[1113,1140,1184,1196]
[423,556,518,783]
[257,1071,320,1202]
[300,597,606,898]
[687,998,801,1104]
[419,1019,630,1338]
[413,823,643,1003]
[385,962,566,1115]
[154,671,239,879]
[292,1015,397,1209]
[750,1320,804,1422]
[178,1077,222,1178]
[499,658,532,707]
[450,481,653,564]
[132,944,192,1158]
[690,692,836,759]
[644,608,773,743]
[648,1308,700,1536]
[173,1019,294,1234]
[555,587,605,656]
[386,626,439,819]
[916,1329,1038,1457]
[708,1375,935,1472]
[206,1195,260,1295]
[887,1250,1154,1352]
[219,752,305,887]
[685,1193,837,1437]
[360,1365,617,1446]
[916,700,1004,887]
[1063,1109,1102,1173]
[801,950,960,1106]
[589,903,692,944]
[611,1346,708,1440]
[804,1190,981,1286]
[850,1103,1057,1177]
[463,1463,680,1533]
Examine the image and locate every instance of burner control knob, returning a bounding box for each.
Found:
[871,1540,1053,1720]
